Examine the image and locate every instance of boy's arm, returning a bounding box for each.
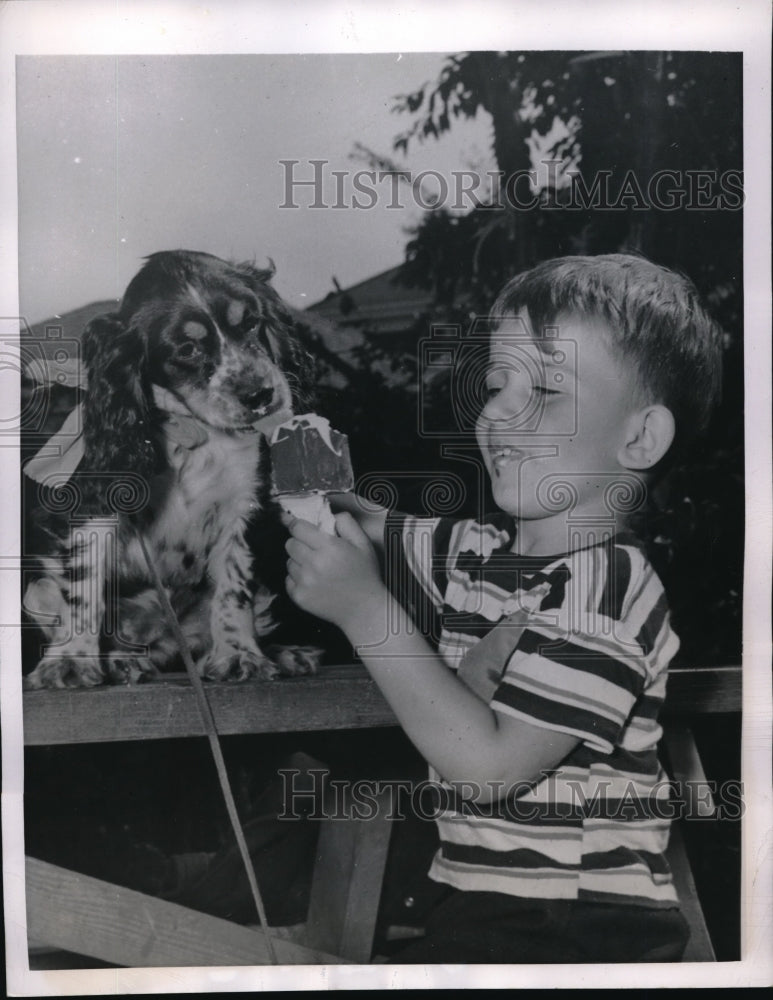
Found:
[347,591,580,801]
[284,513,579,802]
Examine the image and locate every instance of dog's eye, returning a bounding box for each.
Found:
[257,321,278,362]
[244,319,276,362]
[176,341,201,360]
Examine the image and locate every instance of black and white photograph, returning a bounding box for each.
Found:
[1,1,771,993]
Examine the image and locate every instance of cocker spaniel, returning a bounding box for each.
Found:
[23,249,322,688]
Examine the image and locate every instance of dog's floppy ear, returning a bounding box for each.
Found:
[81,314,161,486]
[278,310,324,412]
[237,261,318,412]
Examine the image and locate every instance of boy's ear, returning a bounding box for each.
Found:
[617,404,675,470]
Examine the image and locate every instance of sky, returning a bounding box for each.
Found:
[16,53,496,325]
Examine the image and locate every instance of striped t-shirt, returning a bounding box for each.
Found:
[385,511,681,908]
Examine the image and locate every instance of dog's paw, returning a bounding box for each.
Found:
[200,649,279,682]
[24,656,106,690]
[104,655,158,685]
[266,644,322,677]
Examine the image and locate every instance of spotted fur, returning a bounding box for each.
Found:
[23,250,320,688]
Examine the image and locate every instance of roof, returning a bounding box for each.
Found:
[26,300,120,343]
[24,263,432,347]
[19,263,431,393]
[307,265,433,333]
[21,300,120,385]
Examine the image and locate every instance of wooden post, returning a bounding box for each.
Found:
[304,786,394,963]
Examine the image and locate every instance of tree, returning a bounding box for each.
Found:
[392,51,742,305]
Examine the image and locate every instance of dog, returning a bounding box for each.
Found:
[23,250,322,688]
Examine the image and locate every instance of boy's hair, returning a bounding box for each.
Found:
[491,254,724,451]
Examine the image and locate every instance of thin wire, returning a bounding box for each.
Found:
[134,528,279,965]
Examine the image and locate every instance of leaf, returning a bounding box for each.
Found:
[406,88,425,113]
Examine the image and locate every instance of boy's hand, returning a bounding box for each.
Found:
[283,511,386,631]
[326,491,389,550]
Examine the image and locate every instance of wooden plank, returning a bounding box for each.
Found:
[665,821,717,962]
[26,857,343,967]
[22,664,742,746]
[304,788,393,963]
[23,664,398,745]
[662,724,717,961]
[663,665,742,716]
[663,724,716,817]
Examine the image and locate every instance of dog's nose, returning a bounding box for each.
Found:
[241,386,274,412]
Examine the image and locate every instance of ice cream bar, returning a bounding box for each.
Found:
[269,413,354,533]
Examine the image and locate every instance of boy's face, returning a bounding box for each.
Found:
[475,310,641,529]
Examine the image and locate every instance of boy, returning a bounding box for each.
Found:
[283,254,723,963]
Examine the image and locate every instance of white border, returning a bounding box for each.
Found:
[2,1,771,993]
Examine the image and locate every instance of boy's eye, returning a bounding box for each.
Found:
[531,385,561,397]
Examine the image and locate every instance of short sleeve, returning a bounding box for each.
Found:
[490,611,651,755]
